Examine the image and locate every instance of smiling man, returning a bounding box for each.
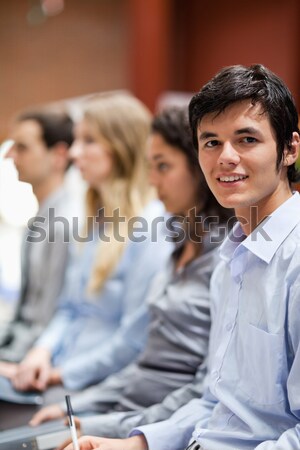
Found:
[65,65,300,450]
[183,64,300,449]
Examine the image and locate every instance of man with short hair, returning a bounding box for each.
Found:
[0,109,76,365]
[68,64,300,449]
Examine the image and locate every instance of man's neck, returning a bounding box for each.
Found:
[235,190,293,236]
[32,175,64,205]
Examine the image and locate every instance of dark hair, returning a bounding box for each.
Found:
[16,110,74,149]
[151,107,233,225]
[189,64,300,183]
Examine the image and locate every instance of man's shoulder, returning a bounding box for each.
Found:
[282,218,300,249]
[269,221,300,281]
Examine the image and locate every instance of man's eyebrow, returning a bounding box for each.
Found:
[198,131,218,141]
[234,127,261,135]
[198,127,263,140]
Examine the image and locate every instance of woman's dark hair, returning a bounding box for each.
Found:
[189,64,300,183]
[151,107,233,226]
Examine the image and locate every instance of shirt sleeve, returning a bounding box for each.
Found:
[78,362,208,437]
[34,300,75,354]
[116,362,207,437]
[59,226,173,390]
[10,228,70,358]
[34,243,80,354]
[60,364,137,414]
[61,301,149,389]
[129,398,206,450]
[28,231,70,327]
[130,384,218,450]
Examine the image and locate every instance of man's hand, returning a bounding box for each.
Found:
[0,361,18,379]
[48,367,63,385]
[62,435,148,450]
[29,404,65,426]
[11,347,52,391]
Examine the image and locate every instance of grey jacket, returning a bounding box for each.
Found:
[65,242,220,434]
[0,187,79,362]
[80,361,207,437]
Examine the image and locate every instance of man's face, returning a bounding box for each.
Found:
[197,100,295,220]
[8,120,54,186]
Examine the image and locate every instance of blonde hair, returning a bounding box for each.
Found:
[82,92,153,292]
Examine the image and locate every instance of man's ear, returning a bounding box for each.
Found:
[283,132,300,166]
[52,142,71,171]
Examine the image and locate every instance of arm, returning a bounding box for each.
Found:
[34,237,91,355]
[11,242,85,391]
[61,233,173,390]
[121,362,207,435]
[60,301,148,390]
[79,362,208,437]
[29,364,137,425]
[28,231,70,330]
[0,226,70,362]
[62,435,147,450]
[18,236,70,351]
[129,391,217,450]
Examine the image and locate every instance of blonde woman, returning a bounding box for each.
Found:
[9,93,173,394]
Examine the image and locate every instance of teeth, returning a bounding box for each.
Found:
[219,175,246,182]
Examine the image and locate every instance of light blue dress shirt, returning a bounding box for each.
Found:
[36,200,173,390]
[133,192,300,450]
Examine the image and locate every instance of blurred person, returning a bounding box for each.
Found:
[0,109,75,366]
[66,64,300,450]
[5,93,172,400]
[27,108,232,445]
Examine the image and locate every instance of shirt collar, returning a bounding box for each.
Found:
[219,222,246,263]
[220,192,300,264]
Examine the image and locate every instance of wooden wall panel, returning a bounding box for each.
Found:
[175,0,300,104]
[0,0,129,139]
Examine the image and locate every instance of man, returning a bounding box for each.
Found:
[0,109,76,366]
[68,64,300,449]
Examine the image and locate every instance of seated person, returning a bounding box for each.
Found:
[0,109,76,366]
[2,93,172,396]
[28,108,232,442]
[66,64,300,450]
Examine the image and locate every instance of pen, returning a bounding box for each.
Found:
[65,395,80,450]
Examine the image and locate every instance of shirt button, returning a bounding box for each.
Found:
[212,370,218,378]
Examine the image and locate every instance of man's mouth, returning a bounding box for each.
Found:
[218,175,248,183]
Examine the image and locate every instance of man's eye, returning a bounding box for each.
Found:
[16,145,27,153]
[205,140,219,148]
[83,136,95,144]
[242,137,257,144]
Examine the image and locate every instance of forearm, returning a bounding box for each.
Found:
[125,435,148,450]
[60,368,131,414]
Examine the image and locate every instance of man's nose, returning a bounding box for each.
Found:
[218,142,240,166]
[1,140,15,161]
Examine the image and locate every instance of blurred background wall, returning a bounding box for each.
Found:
[0,0,299,140]
[0,0,299,310]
